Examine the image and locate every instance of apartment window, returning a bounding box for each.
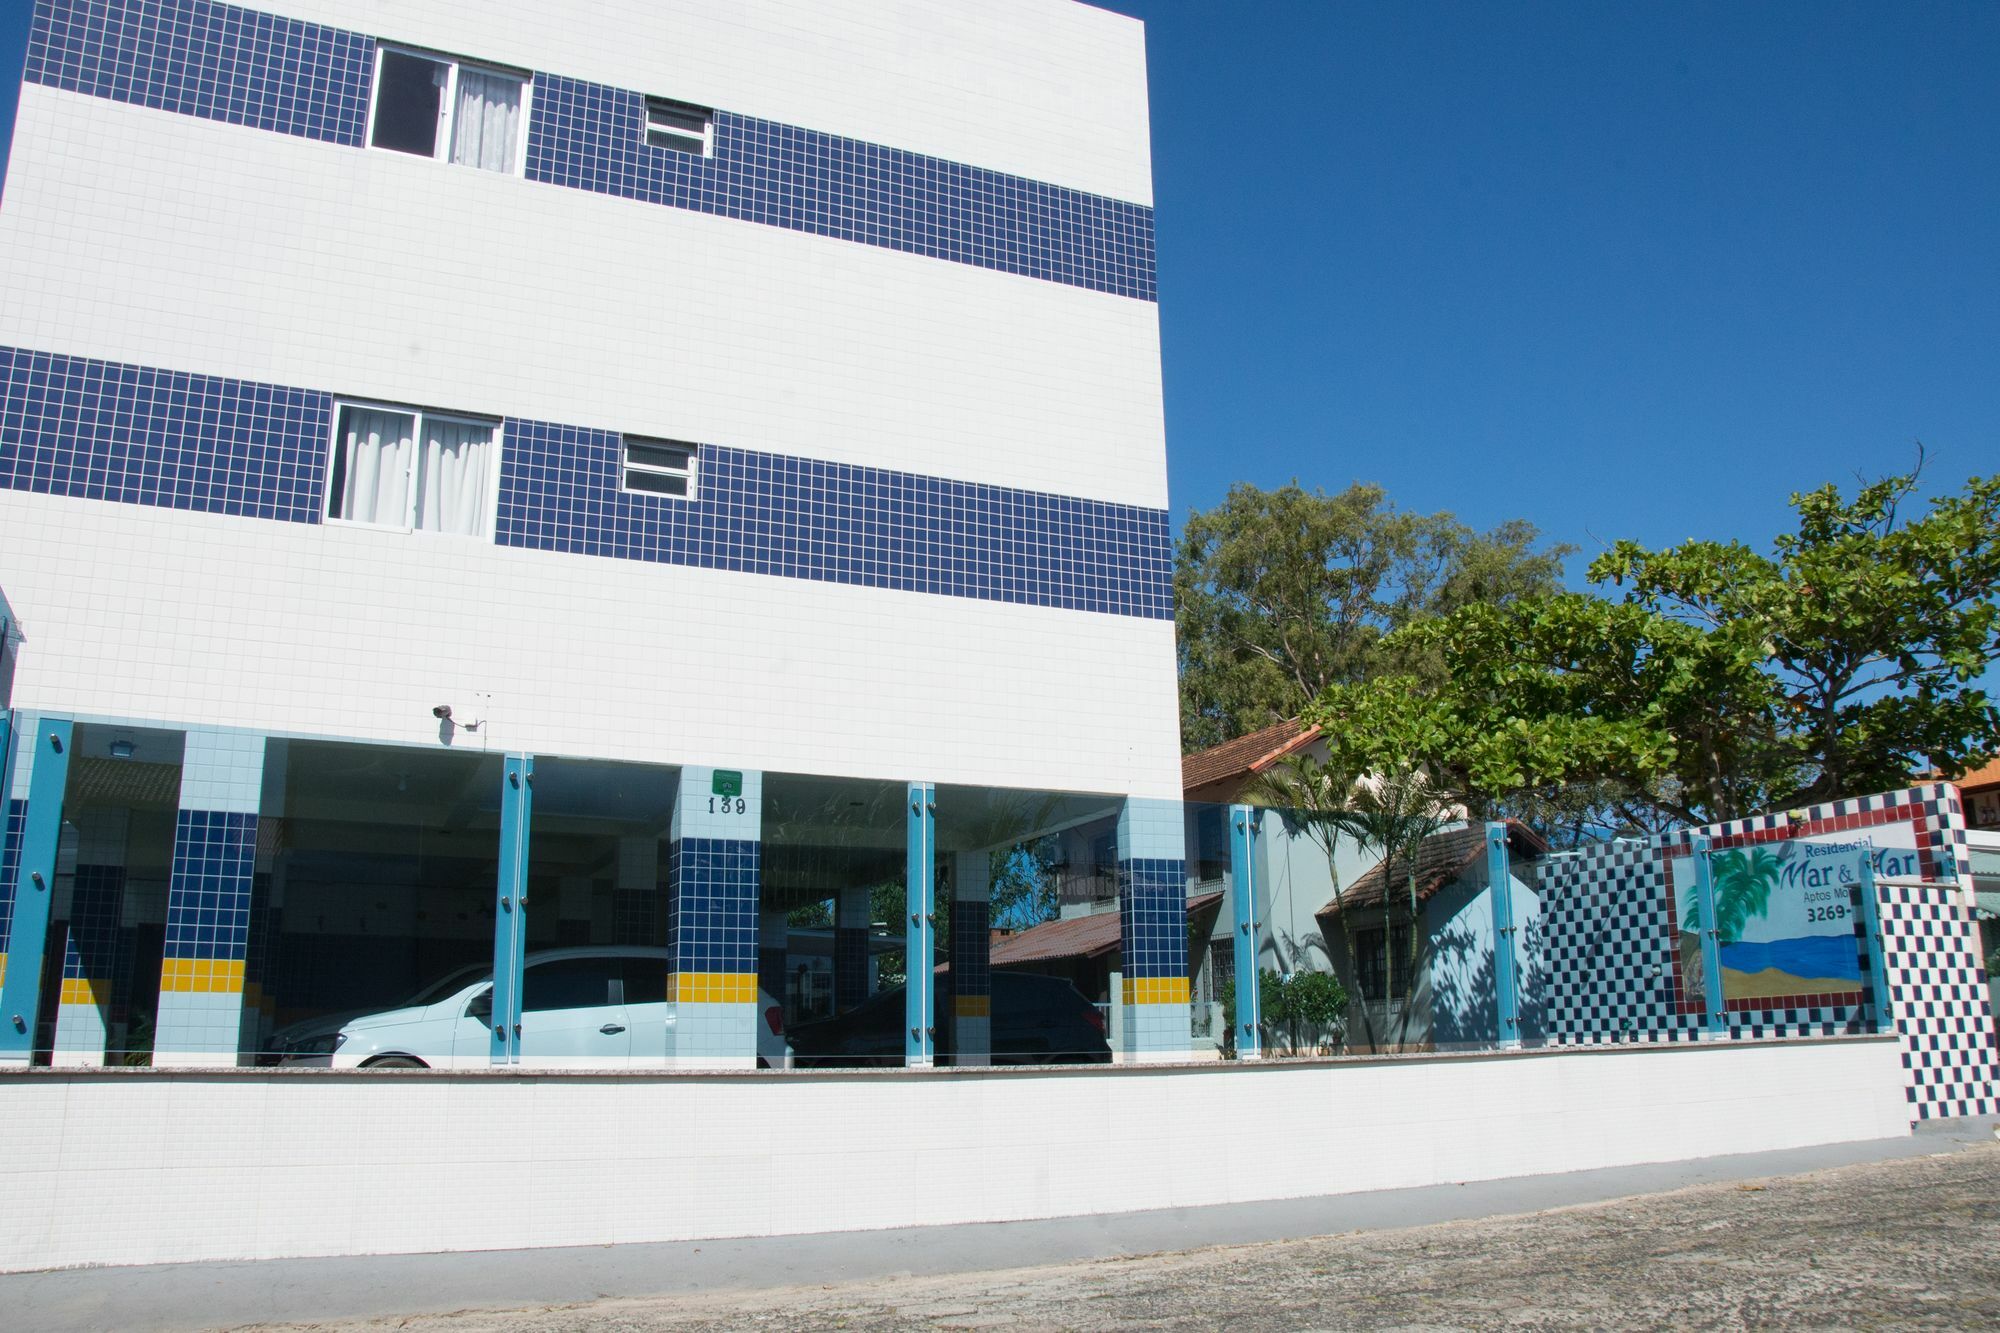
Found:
[327,402,497,537]
[370,46,529,174]
[621,438,698,498]
[644,97,712,156]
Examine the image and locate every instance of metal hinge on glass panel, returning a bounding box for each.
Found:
[645,97,713,156]
[622,437,699,499]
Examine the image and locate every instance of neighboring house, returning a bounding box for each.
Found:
[1181,720,1378,1053]
[1956,758,2000,833]
[1315,822,1547,1053]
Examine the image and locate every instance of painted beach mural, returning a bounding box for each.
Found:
[1676,839,1919,1004]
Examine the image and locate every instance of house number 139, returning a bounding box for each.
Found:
[709,796,747,814]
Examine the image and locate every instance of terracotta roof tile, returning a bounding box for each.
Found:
[1317,822,1546,919]
[1954,757,2000,791]
[1182,719,1320,794]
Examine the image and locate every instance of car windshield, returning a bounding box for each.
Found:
[404,963,492,1007]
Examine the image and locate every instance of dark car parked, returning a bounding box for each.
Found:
[789,970,1111,1066]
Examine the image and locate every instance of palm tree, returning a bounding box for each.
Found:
[1324,766,1456,1051]
[1682,847,1782,944]
[1245,757,1456,1052]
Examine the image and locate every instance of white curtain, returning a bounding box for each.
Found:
[413,418,494,536]
[452,69,523,172]
[334,408,415,526]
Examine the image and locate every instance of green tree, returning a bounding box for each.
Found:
[1228,968,1351,1056]
[1592,464,2000,812]
[1284,970,1349,1054]
[1176,482,1570,752]
[1321,766,1456,1050]
[1257,967,1290,1051]
[1305,469,2000,831]
[1308,595,1752,832]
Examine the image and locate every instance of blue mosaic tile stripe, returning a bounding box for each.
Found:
[667,836,760,977]
[26,0,1153,298]
[0,346,332,522]
[497,419,1174,619]
[526,75,1155,301]
[1118,857,1188,980]
[163,809,256,961]
[0,800,25,954]
[0,344,1170,618]
[26,0,372,146]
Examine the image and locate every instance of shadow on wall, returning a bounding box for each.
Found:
[1431,913,1550,1047]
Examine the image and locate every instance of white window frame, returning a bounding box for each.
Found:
[323,398,504,539]
[365,44,534,177]
[619,436,699,501]
[643,95,713,158]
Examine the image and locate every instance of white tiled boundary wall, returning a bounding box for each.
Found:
[0,1038,1907,1271]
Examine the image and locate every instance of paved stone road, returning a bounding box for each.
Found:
[286,1142,2000,1331]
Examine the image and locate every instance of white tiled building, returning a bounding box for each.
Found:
[0,0,1189,1069]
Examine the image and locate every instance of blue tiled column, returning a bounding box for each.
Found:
[153,727,265,1067]
[666,766,761,1069]
[1118,797,1191,1062]
[1227,805,1263,1061]
[0,715,72,1065]
[906,783,936,1069]
[835,884,871,1011]
[51,809,128,1066]
[950,851,991,1067]
[1486,822,1522,1051]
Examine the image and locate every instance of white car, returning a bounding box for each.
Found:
[295,947,792,1070]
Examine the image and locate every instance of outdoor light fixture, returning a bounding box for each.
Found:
[108,739,135,759]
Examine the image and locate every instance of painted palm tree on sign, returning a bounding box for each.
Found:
[1682,847,1784,943]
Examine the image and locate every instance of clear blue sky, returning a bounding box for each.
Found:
[1091,0,1999,576]
[1,1,1995,573]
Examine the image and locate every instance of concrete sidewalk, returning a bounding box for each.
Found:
[8,1119,1994,1333]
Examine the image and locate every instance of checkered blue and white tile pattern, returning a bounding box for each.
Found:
[1538,785,1998,1121]
[1538,839,1689,1044]
[1877,883,1999,1121]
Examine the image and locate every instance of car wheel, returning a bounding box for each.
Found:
[362,1055,428,1069]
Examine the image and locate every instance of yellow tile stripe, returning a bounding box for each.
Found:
[160,958,245,994]
[59,977,109,1007]
[668,972,758,1004]
[1122,976,1189,1007]
[953,994,991,1018]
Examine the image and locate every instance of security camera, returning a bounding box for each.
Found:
[432,704,453,721]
